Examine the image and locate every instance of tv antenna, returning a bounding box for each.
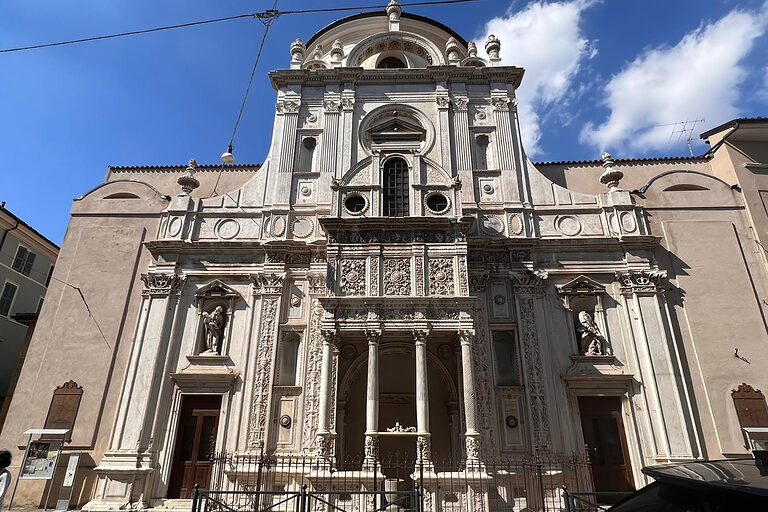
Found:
[659,118,705,156]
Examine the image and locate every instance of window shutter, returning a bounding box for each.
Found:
[12,246,27,272]
[23,251,36,276]
[0,282,18,316]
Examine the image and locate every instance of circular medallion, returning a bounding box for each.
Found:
[167,216,182,237]
[300,185,312,197]
[340,344,357,360]
[279,415,292,428]
[346,270,360,283]
[494,295,505,305]
[290,296,301,307]
[271,216,286,236]
[481,215,503,236]
[292,217,314,238]
[482,183,494,194]
[555,215,582,236]
[620,211,637,233]
[215,218,240,240]
[509,213,524,236]
[391,271,405,283]
[505,415,519,428]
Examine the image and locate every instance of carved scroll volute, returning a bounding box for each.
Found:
[250,271,288,296]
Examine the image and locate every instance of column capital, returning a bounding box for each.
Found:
[250,271,289,295]
[457,329,475,345]
[412,328,430,344]
[141,272,185,297]
[365,329,382,344]
[321,329,340,345]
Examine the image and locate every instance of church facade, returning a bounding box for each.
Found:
[3,2,768,511]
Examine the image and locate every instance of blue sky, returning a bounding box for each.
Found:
[1,0,767,244]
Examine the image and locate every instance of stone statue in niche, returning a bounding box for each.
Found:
[578,311,605,355]
[202,305,226,354]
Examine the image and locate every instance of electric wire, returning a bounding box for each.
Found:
[0,0,484,54]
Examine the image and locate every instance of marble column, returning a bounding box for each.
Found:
[413,329,432,465]
[316,330,337,459]
[364,330,381,465]
[458,330,481,463]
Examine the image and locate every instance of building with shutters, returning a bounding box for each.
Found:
[0,203,59,432]
[2,2,768,510]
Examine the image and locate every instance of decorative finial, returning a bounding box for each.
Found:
[177,159,200,195]
[467,41,478,57]
[330,39,344,62]
[386,0,402,21]
[312,44,323,61]
[485,34,501,63]
[600,152,624,191]
[445,37,460,64]
[290,38,306,63]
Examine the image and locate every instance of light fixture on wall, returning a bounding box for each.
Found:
[221,143,235,164]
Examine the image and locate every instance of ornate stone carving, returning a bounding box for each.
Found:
[306,272,327,295]
[578,311,605,355]
[340,97,355,111]
[201,306,225,354]
[323,99,341,113]
[141,273,184,297]
[177,159,200,195]
[250,272,287,295]
[435,95,450,109]
[517,296,551,450]
[415,256,425,296]
[315,433,332,457]
[364,435,379,459]
[616,269,666,295]
[490,96,510,111]
[469,271,489,293]
[458,255,468,295]
[465,436,480,459]
[485,34,501,60]
[452,96,469,111]
[471,303,497,455]
[249,298,278,448]
[328,228,466,244]
[302,300,325,453]
[276,99,300,114]
[357,39,433,66]
[510,269,548,296]
[370,256,380,296]
[600,152,624,191]
[428,258,455,296]
[384,258,411,296]
[386,422,417,432]
[340,259,366,296]
[416,435,431,462]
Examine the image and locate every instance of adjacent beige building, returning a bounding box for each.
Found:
[1,3,767,510]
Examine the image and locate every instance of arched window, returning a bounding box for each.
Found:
[474,134,490,169]
[383,157,409,217]
[377,56,406,69]
[297,136,316,171]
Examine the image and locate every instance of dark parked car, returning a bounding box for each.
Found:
[607,458,768,511]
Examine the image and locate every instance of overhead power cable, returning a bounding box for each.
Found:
[0,0,484,54]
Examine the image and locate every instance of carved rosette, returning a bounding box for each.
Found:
[615,270,666,295]
[428,258,455,296]
[249,298,279,448]
[340,259,366,296]
[302,300,325,453]
[384,258,412,296]
[141,273,185,297]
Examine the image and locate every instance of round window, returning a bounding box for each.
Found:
[344,194,366,214]
[426,193,449,213]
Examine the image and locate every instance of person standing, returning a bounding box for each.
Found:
[0,449,11,512]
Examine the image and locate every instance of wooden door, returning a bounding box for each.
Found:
[578,396,634,494]
[168,395,221,499]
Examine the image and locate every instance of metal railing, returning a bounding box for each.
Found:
[189,452,596,512]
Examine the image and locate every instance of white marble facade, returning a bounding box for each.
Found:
[83,3,702,509]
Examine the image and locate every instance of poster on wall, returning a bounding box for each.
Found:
[20,440,62,480]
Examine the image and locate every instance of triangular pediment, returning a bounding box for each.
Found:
[557,275,605,295]
[196,279,241,300]
[369,118,425,143]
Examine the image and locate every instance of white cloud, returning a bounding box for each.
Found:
[581,4,768,154]
[477,1,598,156]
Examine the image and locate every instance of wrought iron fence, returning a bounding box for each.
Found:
[191,452,596,512]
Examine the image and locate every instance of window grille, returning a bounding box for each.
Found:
[383,158,409,217]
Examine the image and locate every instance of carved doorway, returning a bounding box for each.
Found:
[577,396,634,496]
[167,395,221,498]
